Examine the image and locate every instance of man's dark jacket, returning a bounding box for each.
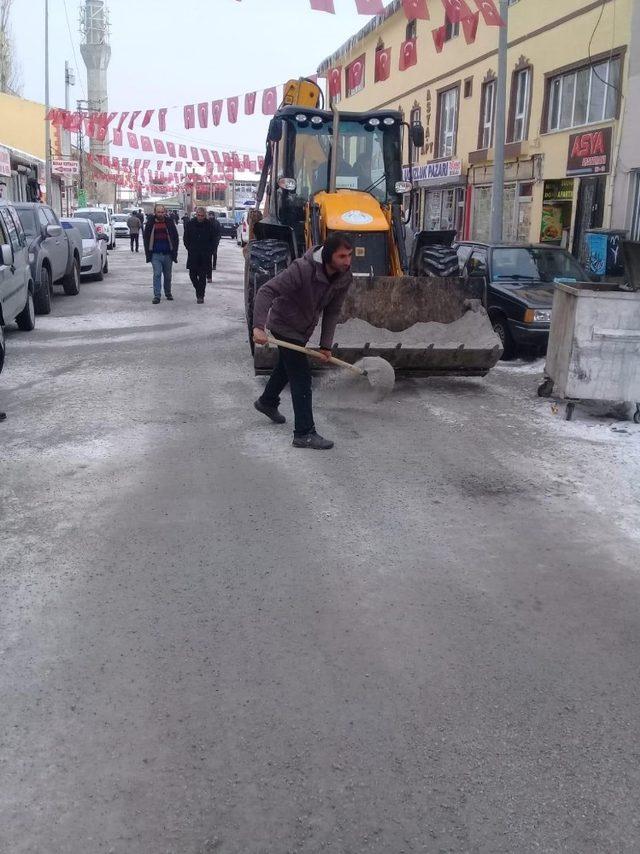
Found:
[143,216,179,263]
[253,247,352,350]
[210,217,222,244]
[184,218,216,273]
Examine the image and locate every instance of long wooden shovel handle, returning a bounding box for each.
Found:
[266,335,365,375]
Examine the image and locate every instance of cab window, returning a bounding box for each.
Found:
[467,248,488,276]
[0,207,22,253]
[456,245,473,272]
[37,207,49,230]
[43,207,59,226]
[0,214,11,260]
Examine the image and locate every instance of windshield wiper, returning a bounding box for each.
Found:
[494,274,536,281]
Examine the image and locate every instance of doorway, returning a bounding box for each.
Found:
[572,176,606,262]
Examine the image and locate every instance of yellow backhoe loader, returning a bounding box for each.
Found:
[245,78,502,374]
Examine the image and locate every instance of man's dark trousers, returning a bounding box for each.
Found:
[130,233,139,252]
[189,268,207,299]
[260,335,314,437]
[212,240,220,270]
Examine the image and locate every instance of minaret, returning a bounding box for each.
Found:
[79,0,111,161]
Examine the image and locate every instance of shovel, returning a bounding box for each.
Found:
[265,335,395,397]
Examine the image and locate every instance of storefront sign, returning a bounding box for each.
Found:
[403,159,463,184]
[566,127,612,177]
[0,146,11,178]
[543,179,574,203]
[52,158,79,176]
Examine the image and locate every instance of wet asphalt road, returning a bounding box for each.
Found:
[1,238,640,854]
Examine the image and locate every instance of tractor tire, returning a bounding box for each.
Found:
[420,245,460,278]
[16,289,36,331]
[244,239,291,354]
[62,258,81,296]
[34,265,52,315]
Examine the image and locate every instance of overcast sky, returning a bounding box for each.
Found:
[9,0,370,158]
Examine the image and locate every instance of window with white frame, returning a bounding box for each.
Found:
[480,80,496,149]
[547,57,620,132]
[438,87,458,158]
[444,17,460,41]
[512,68,531,141]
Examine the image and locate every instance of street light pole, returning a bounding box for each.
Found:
[490,0,509,243]
[44,0,52,204]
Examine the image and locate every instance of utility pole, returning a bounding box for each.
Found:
[63,61,75,157]
[490,0,509,243]
[44,0,52,204]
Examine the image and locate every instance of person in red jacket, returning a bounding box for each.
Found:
[252,234,353,450]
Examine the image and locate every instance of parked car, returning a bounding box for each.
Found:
[14,202,82,314]
[237,210,249,246]
[456,242,592,358]
[74,206,116,249]
[216,212,237,239]
[111,213,130,239]
[0,200,36,373]
[61,217,108,280]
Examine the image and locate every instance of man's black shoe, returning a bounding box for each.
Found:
[152,297,160,304]
[254,399,286,424]
[166,294,174,300]
[292,431,334,450]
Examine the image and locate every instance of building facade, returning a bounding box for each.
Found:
[318,0,635,260]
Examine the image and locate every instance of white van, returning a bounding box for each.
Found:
[75,207,116,249]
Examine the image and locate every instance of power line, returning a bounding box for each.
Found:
[62,0,86,99]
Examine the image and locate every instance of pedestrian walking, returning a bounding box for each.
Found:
[143,204,179,304]
[252,234,353,450]
[136,209,145,226]
[208,211,222,278]
[184,206,215,304]
[127,211,142,252]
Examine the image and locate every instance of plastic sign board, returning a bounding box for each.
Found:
[403,159,463,183]
[0,146,11,178]
[566,127,612,177]
[52,159,80,176]
[77,189,88,207]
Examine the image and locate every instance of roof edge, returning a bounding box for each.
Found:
[317,0,402,74]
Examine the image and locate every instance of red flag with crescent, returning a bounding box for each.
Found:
[158,108,167,132]
[462,11,479,42]
[212,100,223,126]
[432,25,446,52]
[328,68,342,99]
[347,54,366,92]
[227,97,239,124]
[399,38,417,70]
[354,0,384,13]
[245,92,256,115]
[442,0,472,22]
[473,0,505,25]
[183,105,195,129]
[375,47,392,82]
[402,0,429,18]
[198,102,209,128]
[309,0,335,10]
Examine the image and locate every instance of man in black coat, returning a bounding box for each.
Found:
[208,211,222,279]
[184,206,215,303]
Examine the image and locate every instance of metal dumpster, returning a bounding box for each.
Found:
[540,257,640,421]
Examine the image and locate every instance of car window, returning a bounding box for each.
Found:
[16,208,37,238]
[37,207,49,230]
[0,212,11,257]
[7,207,27,245]
[468,249,488,276]
[0,207,22,253]
[76,210,107,224]
[457,245,473,271]
[43,207,59,226]
[67,219,93,239]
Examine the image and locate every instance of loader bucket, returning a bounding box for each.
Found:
[253,275,503,376]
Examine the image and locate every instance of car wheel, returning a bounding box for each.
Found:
[0,323,5,374]
[491,314,516,360]
[34,265,52,315]
[16,289,36,331]
[62,258,81,295]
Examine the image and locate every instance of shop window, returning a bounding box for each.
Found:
[437,87,459,159]
[509,67,531,142]
[479,80,496,150]
[546,56,621,132]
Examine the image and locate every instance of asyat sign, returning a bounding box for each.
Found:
[566,127,613,177]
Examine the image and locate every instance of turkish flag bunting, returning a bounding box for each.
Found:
[190,146,200,160]
[223,152,232,167]
[213,150,221,163]
[202,149,212,162]
[127,132,139,149]
[462,11,479,42]
[399,38,417,70]
[175,161,183,171]
[104,111,118,126]
[128,110,142,129]
[206,163,214,175]
[134,159,141,170]
[347,54,366,91]
[157,161,163,171]
[69,112,83,132]
[116,112,129,131]
[167,142,176,157]
[198,102,209,128]
[233,152,242,169]
[158,108,167,131]
[112,129,123,146]
[245,92,256,115]
[258,155,265,170]
[402,0,429,18]
[249,160,257,172]
[227,97,239,123]
[179,144,187,158]
[183,104,195,129]
[154,139,166,154]
[354,0,384,13]
[328,67,342,99]
[141,136,153,152]
[375,47,392,82]
[441,0,472,23]
[262,87,278,115]
[473,0,505,25]
[309,0,334,11]
[243,154,251,168]
[142,159,150,169]
[432,25,446,52]
[95,125,107,142]
[141,109,154,127]
[212,100,223,126]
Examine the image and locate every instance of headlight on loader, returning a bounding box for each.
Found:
[524,309,551,324]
